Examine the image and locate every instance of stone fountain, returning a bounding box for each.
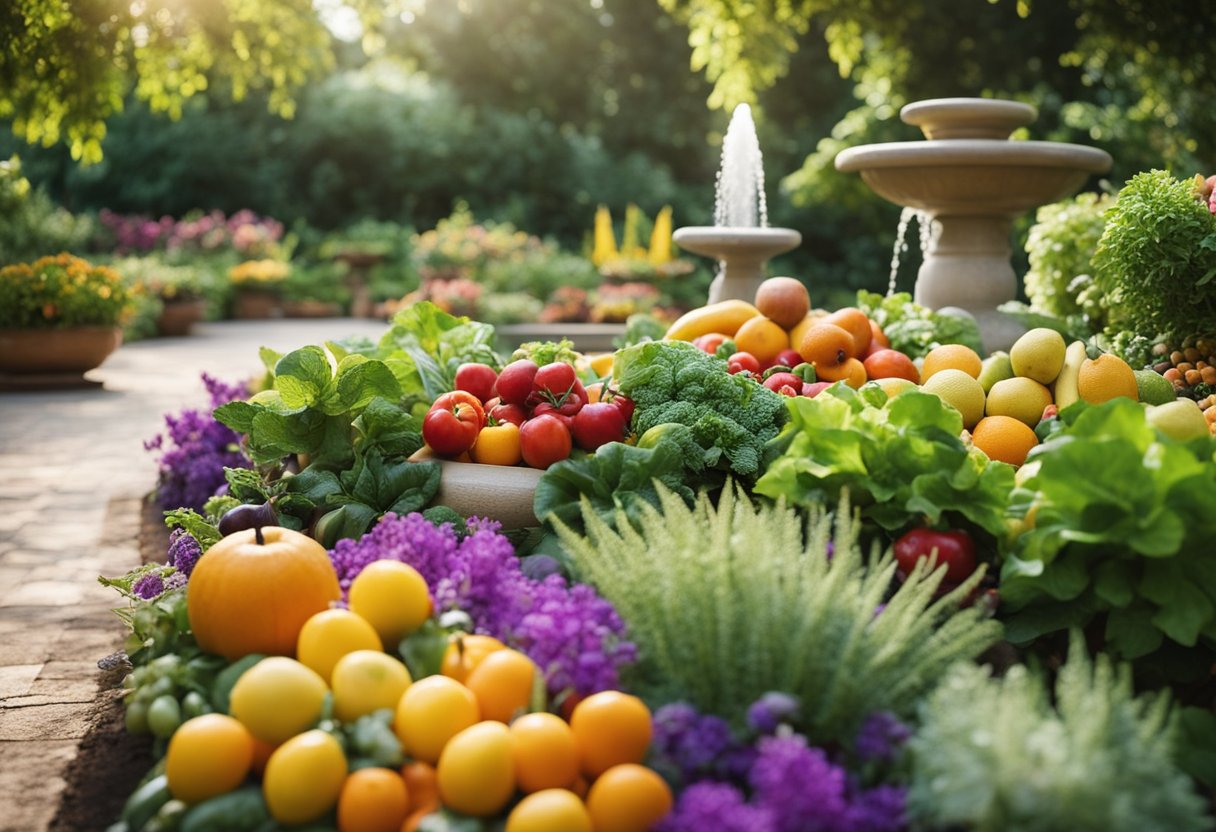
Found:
[674,104,802,304]
[835,97,1112,352]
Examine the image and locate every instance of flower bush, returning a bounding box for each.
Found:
[100,208,285,259]
[228,258,290,289]
[0,253,133,329]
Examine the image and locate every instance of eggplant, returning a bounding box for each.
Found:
[217,501,278,536]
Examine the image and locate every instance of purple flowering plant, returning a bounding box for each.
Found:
[329,511,636,698]
[145,374,251,513]
[654,696,912,832]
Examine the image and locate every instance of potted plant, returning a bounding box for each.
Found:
[0,253,133,387]
[228,259,289,319]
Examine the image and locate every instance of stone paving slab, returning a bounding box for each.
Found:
[0,318,387,831]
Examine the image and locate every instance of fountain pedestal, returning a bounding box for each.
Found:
[673,227,802,304]
[835,98,1112,352]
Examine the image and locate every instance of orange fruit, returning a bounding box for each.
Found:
[972,415,1039,467]
[820,307,873,356]
[394,675,480,764]
[817,356,866,388]
[753,276,810,329]
[338,768,410,832]
[798,323,855,369]
[348,560,433,646]
[465,648,537,724]
[921,343,984,382]
[401,806,438,832]
[505,788,593,832]
[569,691,652,778]
[400,761,439,815]
[510,712,580,793]
[732,316,789,364]
[436,721,517,817]
[863,349,920,383]
[1077,353,1139,404]
[584,764,673,832]
[165,714,254,804]
[441,634,507,684]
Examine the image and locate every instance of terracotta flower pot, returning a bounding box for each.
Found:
[0,326,123,389]
[233,289,283,320]
[155,298,207,337]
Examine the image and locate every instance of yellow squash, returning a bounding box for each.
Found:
[663,299,760,342]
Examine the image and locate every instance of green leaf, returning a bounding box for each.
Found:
[335,356,401,413]
[1177,707,1216,788]
[1105,605,1165,659]
[1142,560,1213,646]
[274,346,334,410]
[163,509,220,551]
[213,401,258,434]
[384,461,441,515]
[352,397,423,458]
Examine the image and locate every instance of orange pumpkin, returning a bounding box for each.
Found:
[187,526,341,661]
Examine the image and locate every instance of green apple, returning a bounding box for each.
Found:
[977,351,1014,394]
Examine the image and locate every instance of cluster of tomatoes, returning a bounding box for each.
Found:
[422,360,635,469]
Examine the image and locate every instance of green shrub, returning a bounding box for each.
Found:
[0,156,94,265]
[557,486,1001,742]
[1093,170,1216,341]
[908,633,1212,832]
[1023,192,1113,322]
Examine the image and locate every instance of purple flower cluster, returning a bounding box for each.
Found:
[328,512,636,696]
[854,711,912,765]
[100,208,283,257]
[655,699,908,832]
[145,374,250,512]
[131,569,187,600]
[167,528,202,578]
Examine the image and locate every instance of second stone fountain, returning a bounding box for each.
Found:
[835,97,1112,353]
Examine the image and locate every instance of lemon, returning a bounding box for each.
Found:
[296,608,383,684]
[348,560,433,647]
[330,649,412,724]
[437,722,517,817]
[1133,369,1176,406]
[977,351,1014,393]
[263,729,348,825]
[229,657,329,745]
[984,377,1054,427]
[1009,327,1067,385]
[1145,399,1209,442]
[921,369,986,428]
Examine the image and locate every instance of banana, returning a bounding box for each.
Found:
[1052,340,1087,409]
[663,299,761,341]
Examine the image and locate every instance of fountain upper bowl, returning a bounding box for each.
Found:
[834,140,1112,215]
[673,227,802,259]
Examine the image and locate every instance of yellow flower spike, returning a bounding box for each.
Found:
[648,205,674,266]
[621,203,645,260]
[591,205,618,267]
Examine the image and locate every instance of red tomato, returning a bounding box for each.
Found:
[519,415,573,469]
[424,392,485,456]
[774,348,804,369]
[488,402,527,427]
[893,528,977,583]
[727,352,761,375]
[494,359,539,407]
[532,363,578,399]
[692,333,728,354]
[454,363,498,404]
[571,402,628,451]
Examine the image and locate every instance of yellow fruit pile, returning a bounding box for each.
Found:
[163,559,672,831]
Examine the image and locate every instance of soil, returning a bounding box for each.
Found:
[49,498,166,831]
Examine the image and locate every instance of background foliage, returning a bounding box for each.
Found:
[2,0,1212,305]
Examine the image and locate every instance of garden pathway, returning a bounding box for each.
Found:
[0,318,386,832]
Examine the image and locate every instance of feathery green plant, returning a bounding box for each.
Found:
[908,632,1212,832]
[556,485,1002,743]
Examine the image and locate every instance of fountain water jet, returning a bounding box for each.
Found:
[836,97,1112,352]
[675,104,802,304]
